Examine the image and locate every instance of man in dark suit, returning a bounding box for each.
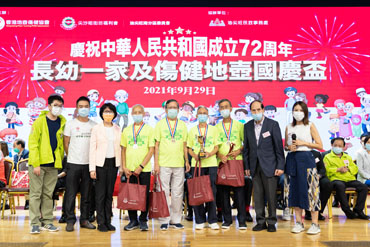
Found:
[243,100,285,232]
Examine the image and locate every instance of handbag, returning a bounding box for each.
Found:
[117,175,147,211]
[187,160,214,206]
[148,175,170,219]
[216,144,245,187]
[11,171,30,188]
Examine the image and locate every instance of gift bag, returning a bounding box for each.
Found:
[148,175,170,219]
[216,144,245,187]
[187,160,214,206]
[11,171,30,188]
[117,175,147,211]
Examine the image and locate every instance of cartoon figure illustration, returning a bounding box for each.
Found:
[54,86,66,96]
[294,92,308,104]
[328,114,340,139]
[87,89,104,118]
[0,128,18,158]
[179,101,197,124]
[238,92,263,113]
[208,100,222,126]
[114,89,129,129]
[334,99,353,139]
[314,94,330,119]
[3,102,22,129]
[351,114,362,138]
[284,87,297,123]
[26,97,47,126]
[143,112,151,125]
[234,109,248,124]
[264,105,278,119]
[356,87,367,109]
[344,102,355,123]
[155,101,167,121]
[362,94,370,134]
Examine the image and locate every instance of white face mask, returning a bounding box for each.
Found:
[51,106,63,116]
[221,109,230,118]
[293,111,305,121]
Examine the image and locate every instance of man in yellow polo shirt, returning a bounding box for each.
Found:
[121,104,155,231]
[324,137,369,220]
[188,105,221,230]
[216,98,246,230]
[154,99,189,230]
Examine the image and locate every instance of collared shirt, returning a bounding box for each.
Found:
[254,117,265,144]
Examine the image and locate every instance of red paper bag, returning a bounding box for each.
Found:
[148,175,170,219]
[117,175,147,212]
[187,160,214,206]
[216,144,245,187]
[11,171,29,188]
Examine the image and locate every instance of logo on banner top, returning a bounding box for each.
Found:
[0,17,5,30]
[61,17,77,30]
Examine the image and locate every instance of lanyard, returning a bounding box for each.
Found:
[132,122,145,144]
[166,118,178,141]
[222,120,233,142]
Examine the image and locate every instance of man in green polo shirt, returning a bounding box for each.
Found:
[121,104,154,231]
[154,99,189,231]
[323,137,369,220]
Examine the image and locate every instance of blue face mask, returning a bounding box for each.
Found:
[198,114,208,123]
[252,113,263,121]
[167,109,178,119]
[365,144,370,151]
[220,109,230,118]
[78,108,89,117]
[333,147,343,155]
[132,114,143,124]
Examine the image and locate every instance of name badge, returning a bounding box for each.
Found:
[343,160,349,166]
[262,131,271,138]
[315,157,320,163]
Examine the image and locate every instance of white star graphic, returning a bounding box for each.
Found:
[175,27,184,34]
[168,29,174,34]
[185,29,192,35]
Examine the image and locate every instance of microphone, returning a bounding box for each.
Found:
[292,134,296,141]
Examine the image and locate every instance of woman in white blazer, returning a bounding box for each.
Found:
[89,103,122,232]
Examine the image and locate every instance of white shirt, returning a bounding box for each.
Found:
[64,118,97,164]
[105,126,115,158]
[287,122,313,151]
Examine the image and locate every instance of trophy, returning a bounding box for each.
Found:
[198,135,206,159]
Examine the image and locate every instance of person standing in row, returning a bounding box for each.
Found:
[216,99,246,230]
[154,99,190,230]
[89,103,121,232]
[121,104,155,231]
[64,96,97,232]
[187,106,220,230]
[28,94,66,234]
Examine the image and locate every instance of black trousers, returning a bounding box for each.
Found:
[221,184,246,224]
[65,163,92,224]
[191,167,218,224]
[127,172,151,223]
[253,164,278,225]
[244,177,253,208]
[332,180,368,212]
[89,182,96,216]
[319,177,333,214]
[53,176,66,216]
[95,158,118,225]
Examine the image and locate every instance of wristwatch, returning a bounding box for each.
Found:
[139,164,144,169]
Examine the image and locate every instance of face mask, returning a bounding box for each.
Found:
[78,108,89,117]
[167,109,178,119]
[220,109,230,118]
[103,113,114,122]
[365,144,370,151]
[293,111,305,121]
[252,113,263,121]
[51,106,63,116]
[198,114,208,123]
[132,114,143,124]
[14,148,20,153]
[333,147,343,155]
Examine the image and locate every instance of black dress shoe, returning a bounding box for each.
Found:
[252,223,267,231]
[81,221,96,229]
[267,224,276,232]
[304,210,312,220]
[66,223,74,232]
[58,215,67,224]
[354,210,370,220]
[318,213,326,221]
[106,223,116,231]
[88,214,96,223]
[344,210,357,219]
[246,211,253,222]
[97,224,108,232]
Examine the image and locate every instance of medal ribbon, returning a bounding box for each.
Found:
[166,118,178,140]
[197,124,208,147]
[132,122,145,145]
[222,120,233,142]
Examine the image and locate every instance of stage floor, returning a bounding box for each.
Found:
[0,197,369,247]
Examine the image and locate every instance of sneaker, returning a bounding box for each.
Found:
[239,223,247,230]
[41,224,59,232]
[80,221,96,230]
[169,223,184,229]
[209,223,220,230]
[160,224,168,231]
[66,223,74,232]
[140,221,149,231]
[195,223,204,230]
[97,224,108,232]
[124,221,139,231]
[282,208,291,221]
[221,222,232,229]
[30,225,40,234]
[307,223,321,235]
[291,222,304,234]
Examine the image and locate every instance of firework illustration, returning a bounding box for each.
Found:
[0,36,56,99]
[289,15,370,84]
